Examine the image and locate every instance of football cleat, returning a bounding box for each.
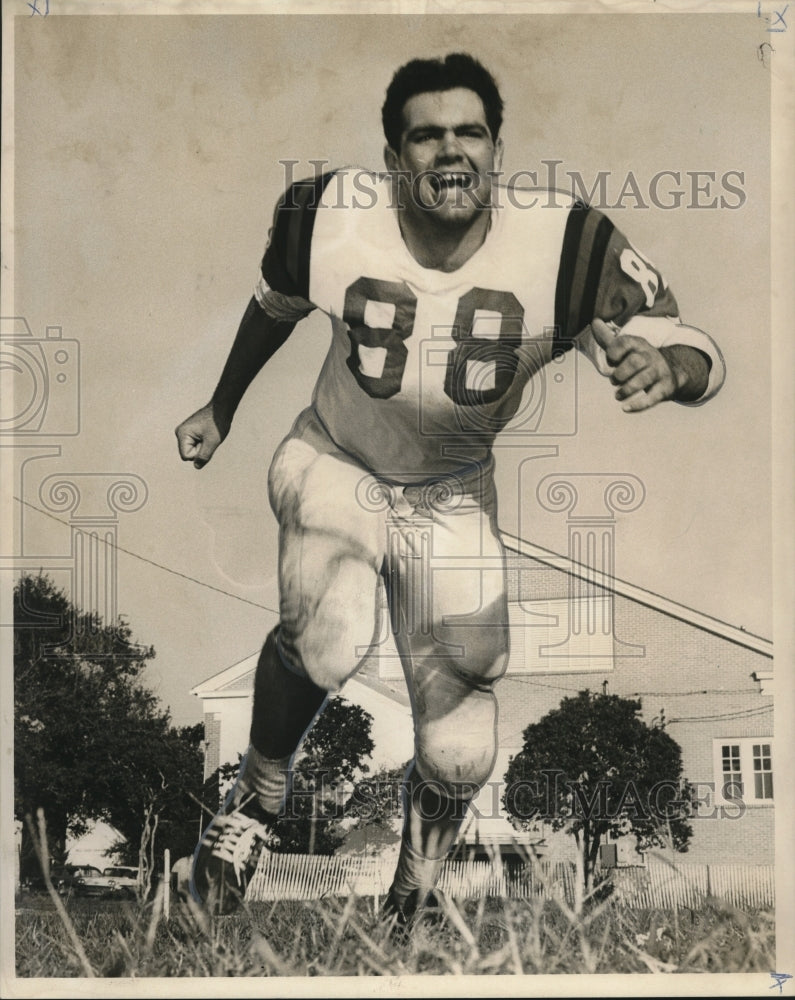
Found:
[381,885,448,943]
[190,793,277,915]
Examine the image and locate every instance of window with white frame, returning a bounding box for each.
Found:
[713,738,774,806]
[752,742,774,800]
[720,743,743,802]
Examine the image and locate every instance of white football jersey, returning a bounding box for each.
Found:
[256,169,724,481]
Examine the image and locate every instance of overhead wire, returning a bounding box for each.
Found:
[14,496,279,615]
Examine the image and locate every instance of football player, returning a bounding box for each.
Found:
[175,53,725,927]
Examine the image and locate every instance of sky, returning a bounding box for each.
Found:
[3,7,779,736]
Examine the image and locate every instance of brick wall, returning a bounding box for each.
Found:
[203,712,221,781]
[493,574,774,865]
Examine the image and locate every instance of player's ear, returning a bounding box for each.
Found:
[493,136,504,173]
[384,144,400,172]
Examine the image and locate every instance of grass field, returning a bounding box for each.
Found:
[14,888,775,979]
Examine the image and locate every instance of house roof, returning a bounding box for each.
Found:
[190,651,260,698]
[501,533,772,658]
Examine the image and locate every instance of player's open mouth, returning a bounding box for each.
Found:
[428,171,476,193]
[414,170,481,209]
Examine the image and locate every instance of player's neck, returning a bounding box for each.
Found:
[398,210,491,272]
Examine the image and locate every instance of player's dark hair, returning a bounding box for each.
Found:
[382,53,504,151]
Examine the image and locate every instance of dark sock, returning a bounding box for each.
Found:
[249,628,328,758]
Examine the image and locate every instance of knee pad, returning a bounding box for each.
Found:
[414,685,499,800]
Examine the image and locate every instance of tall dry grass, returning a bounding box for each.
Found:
[15,883,774,978]
[14,811,775,979]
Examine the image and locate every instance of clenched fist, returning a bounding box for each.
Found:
[175,403,231,469]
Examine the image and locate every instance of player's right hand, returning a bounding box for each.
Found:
[175,404,229,469]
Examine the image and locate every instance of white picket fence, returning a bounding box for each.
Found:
[246,854,774,909]
[611,863,775,909]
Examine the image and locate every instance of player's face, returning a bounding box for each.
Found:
[385,87,503,228]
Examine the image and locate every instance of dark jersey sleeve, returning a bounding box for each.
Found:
[554,202,679,348]
[260,172,337,301]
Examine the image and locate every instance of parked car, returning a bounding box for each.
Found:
[22,863,102,895]
[74,865,140,899]
[57,865,102,895]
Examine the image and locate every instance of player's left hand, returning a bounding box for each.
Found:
[590,318,678,412]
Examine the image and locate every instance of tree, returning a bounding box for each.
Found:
[346,762,407,829]
[201,756,244,829]
[107,723,206,870]
[344,762,408,855]
[14,574,204,882]
[276,697,375,854]
[503,690,694,893]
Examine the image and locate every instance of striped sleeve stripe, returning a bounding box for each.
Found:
[579,212,614,332]
[262,172,335,300]
[554,202,614,346]
[297,173,331,298]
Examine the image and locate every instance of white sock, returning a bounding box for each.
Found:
[389,838,445,908]
[234,744,292,818]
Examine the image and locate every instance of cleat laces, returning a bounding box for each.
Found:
[206,812,271,886]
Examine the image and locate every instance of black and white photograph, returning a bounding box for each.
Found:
[2,2,793,995]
